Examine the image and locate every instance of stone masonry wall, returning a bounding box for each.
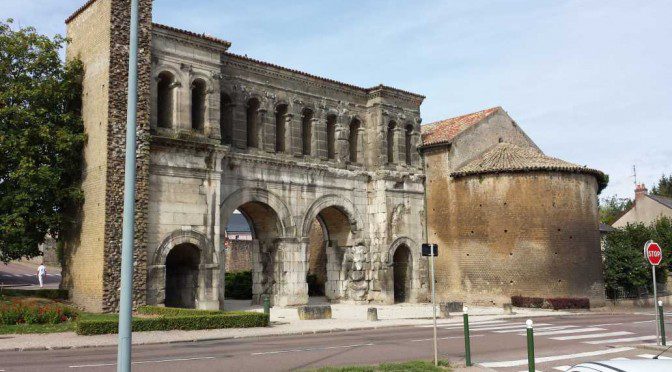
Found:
[225,240,253,272]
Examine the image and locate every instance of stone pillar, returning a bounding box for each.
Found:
[314,117,327,159]
[411,132,421,169]
[146,264,166,306]
[273,239,308,306]
[290,109,303,157]
[336,120,349,164]
[257,108,267,151]
[325,243,345,300]
[283,113,293,154]
[232,99,247,149]
[262,108,275,153]
[197,263,220,310]
[356,127,365,165]
[207,81,221,141]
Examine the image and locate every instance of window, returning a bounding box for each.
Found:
[405,124,414,165]
[326,115,337,160]
[157,71,174,128]
[275,104,288,153]
[387,121,397,164]
[220,93,233,144]
[246,98,260,148]
[349,118,360,163]
[301,108,313,156]
[191,79,206,131]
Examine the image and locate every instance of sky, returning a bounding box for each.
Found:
[4,0,671,199]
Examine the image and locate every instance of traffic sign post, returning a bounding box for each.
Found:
[422,243,439,366]
[644,240,663,345]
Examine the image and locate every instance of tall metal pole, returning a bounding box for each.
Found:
[654,265,660,345]
[430,245,438,366]
[117,0,140,370]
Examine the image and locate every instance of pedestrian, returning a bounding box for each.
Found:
[37,263,46,288]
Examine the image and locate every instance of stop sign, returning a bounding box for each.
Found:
[644,241,663,266]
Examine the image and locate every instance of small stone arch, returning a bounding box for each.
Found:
[301,194,364,238]
[387,237,419,265]
[153,228,212,267]
[220,187,295,237]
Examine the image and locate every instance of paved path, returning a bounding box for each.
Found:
[0,262,61,289]
[1,313,671,371]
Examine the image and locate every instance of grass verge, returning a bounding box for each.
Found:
[308,360,452,371]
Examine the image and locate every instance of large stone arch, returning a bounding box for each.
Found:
[220,187,295,238]
[147,228,220,310]
[301,194,363,238]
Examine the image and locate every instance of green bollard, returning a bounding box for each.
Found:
[659,300,666,346]
[263,294,271,316]
[463,306,472,367]
[527,319,535,372]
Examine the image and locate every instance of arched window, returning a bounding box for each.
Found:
[301,108,313,156]
[405,124,414,165]
[246,98,260,148]
[387,121,397,164]
[275,104,288,153]
[220,93,233,145]
[191,79,206,131]
[157,71,174,128]
[349,118,360,163]
[326,114,337,160]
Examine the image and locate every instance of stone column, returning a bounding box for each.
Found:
[336,120,349,164]
[314,117,327,160]
[232,99,247,149]
[262,108,276,153]
[146,264,166,306]
[291,109,303,157]
[273,238,308,306]
[394,126,403,166]
[207,81,221,141]
[283,113,294,154]
[356,127,365,165]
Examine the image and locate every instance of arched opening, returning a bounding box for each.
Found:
[326,114,337,160]
[191,79,207,131]
[393,245,412,303]
[224,200,283,304]
[387,121,397,164]
[275,104,288,153]
[306,206,354,301]
[349,118,360,163]
[301,108,313,156]
[157,71,174,128]
[405,124,414,165]
[165,243,200,308]
[246,98,260,148]
[220,93,233,145]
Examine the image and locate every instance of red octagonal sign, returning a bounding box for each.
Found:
[644,241,663,266]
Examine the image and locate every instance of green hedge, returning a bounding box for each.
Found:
[76,309,268,335]
[225,271,252,299]
[0,289,68,300]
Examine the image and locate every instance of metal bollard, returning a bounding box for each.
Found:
[526,319,535,372]
[263,294,271,316]
[659,300,666,346]
[463,306,472,367]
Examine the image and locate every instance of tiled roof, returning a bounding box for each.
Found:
[153,23,232,48]
[226,213,251,233]
[599,222,616,233]
[648,194,672,210]
[451,142,608,189]
[421,107,500,146]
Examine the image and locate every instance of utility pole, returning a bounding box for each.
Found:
[117,0,140,370]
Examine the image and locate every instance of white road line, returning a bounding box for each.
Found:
[410,334,484,342]
[554,366,570,371]
[470,323,552,331]
[593,322,624,326]
[496,325,576,334]
[529,327,605,336]
[610,357,630,360]
[551,331,633,340]
[637,354,672,359]
[427,320,509,329]
[584,335,657,344]
[479,347,635,368]
[633,320,654,324]
[69,356,215,368]
[251,343,374,356]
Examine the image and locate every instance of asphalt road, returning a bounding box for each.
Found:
[1,313,671,372]
[0,263,61,288]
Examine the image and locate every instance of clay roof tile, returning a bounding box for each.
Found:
[421,107,500,146]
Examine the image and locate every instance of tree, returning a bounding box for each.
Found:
[599,195,633,225]
[652,174,672,198]
[0,20,84,263]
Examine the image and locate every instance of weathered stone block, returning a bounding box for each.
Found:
[298,305,332,320]
[367,307,378,321]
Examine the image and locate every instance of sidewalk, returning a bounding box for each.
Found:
[0,302,566,352]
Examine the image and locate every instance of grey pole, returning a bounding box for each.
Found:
[117,0,140,370]
[654,265,660,345]
[431,244,438,366]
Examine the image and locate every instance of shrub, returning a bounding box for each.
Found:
[0,301,77,325]
[76,311,268,335]
[225,271,252,299]
[511,295,544,308]
[137,306,222,317]
[546,297,590,310]
[0,289,68,300]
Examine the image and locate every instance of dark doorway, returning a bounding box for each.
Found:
[165,243,200,308]
[393,245,412,303]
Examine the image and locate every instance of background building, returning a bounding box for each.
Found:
[612,185,672,228]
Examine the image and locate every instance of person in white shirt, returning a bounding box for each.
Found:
[37,263,46,288]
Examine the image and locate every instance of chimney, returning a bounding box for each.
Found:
[635,183,648,202]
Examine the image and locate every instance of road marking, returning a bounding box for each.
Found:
[550,331,633,340]
[69,356,215,368]
[554,366,570,371]
[410,334,484,342]
[479,346,635,368]
[251,343,374,356]
[470,323,552,331]
[529,327,604,336]
[610,357,630,360]
[420,320,507,328]
[496,325,576,334]
[584,335,657,344]
[632,320,654,324]
[593,322,624,326]
[637,353,672,359]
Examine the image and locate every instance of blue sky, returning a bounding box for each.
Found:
[4,0,671,199]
